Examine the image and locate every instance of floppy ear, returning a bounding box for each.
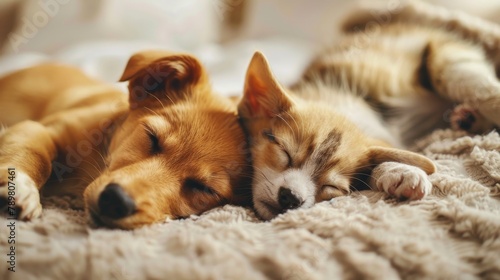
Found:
[367,146,436,175]
[120,50,208,109]
[238,51,294,119]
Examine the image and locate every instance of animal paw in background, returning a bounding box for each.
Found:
[0,169,42,220]
[450,104,496,134]
[370,162,433,201]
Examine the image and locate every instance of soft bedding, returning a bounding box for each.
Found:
[1,130,499,279]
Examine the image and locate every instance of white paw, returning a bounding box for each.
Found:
[371,162,432,200]
[0,170,42,220]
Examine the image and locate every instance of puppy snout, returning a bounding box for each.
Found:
[98,183,136,219]
[278,187,303,210]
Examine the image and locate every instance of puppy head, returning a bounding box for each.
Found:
[84,51,251,229]
[239,52,435,220]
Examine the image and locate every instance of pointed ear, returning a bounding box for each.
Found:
[367,146,436,175]
[120,50,208,109]
[238,51,294,119]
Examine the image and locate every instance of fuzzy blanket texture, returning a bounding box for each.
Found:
[1,129,499,280]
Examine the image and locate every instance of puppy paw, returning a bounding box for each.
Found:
[371,162,432,200]
[0,170,42,220]
[451,104,495,133]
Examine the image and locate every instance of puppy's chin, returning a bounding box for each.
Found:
[252,181,282,220]
[87,207,167,230]
[254,199,281,221]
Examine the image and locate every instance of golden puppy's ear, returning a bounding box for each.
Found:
[238,51,294,119]
[120,50,208,109]
[367,146,436,175]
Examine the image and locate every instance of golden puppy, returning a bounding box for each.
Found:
[0,51,251,229]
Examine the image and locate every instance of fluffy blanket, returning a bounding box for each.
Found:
[1,131,499,280]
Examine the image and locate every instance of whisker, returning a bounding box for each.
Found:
[284,111,300,134]
[78,160,102,178]
[144,107,163,118]
[146,91,167,111]
[252,166,273,186]
[264,183,274,199]
[87,148,108,171]
[74,164,99,183]
[348,176,373,191]
[275,113,298,143]
[164,93,176,105]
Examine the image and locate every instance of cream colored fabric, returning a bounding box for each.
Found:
[0,0,217,55]
[1,129,499,280]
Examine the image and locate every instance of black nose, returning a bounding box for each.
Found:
[98,183,136,219]
[278,187,302,210]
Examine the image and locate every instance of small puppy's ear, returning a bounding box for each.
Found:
[238,51,294,119]
[367,146,436,174]
[120,50,208,109]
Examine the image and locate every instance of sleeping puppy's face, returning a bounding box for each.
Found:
[238,52,435,220]
[84,51,251,229]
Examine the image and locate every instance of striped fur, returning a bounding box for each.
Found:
[239,21,499,220]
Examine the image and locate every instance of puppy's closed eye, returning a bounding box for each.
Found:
[142,124,162,154]
[147,131,162,154]
[262,129,292,167]
[183,178,216,195]
[262,129,277,143]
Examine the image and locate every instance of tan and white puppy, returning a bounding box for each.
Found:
[238,17,500,219]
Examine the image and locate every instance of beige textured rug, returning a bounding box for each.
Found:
[1,129,499,280]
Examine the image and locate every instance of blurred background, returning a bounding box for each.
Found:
[0,0,499,95]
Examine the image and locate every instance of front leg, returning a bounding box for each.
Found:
[369,162,433,200]
[0,121,57,220]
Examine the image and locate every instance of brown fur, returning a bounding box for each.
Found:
[0,51,251,229]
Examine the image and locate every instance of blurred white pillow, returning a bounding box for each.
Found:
[238,0,500,46]
[1,0,218,55]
